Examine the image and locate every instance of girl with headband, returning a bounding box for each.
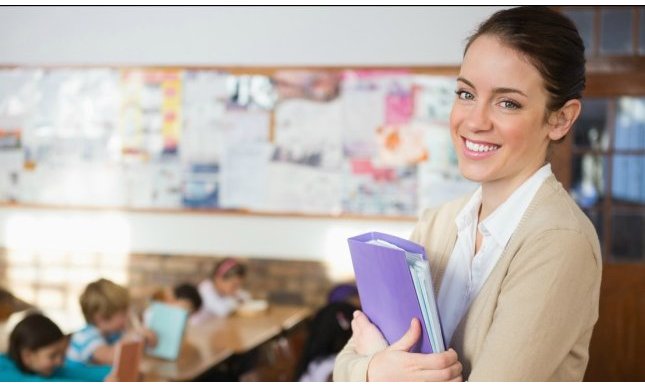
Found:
[194,257,251,319]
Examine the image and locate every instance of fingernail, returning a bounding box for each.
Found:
[353,310,360,318]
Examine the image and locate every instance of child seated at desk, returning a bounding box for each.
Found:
[149,283,202,315]
[66,278,157,365]
[143,283,203,326]
[1,312,114,381]
[294,302,354,382]
[194,258,250,320]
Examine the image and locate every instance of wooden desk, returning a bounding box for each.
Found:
[141,324,234,381]
[141,305,309,381]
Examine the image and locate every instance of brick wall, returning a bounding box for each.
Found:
[128,253,333,308]
[0,248,335,322]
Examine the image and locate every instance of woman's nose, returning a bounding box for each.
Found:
[465,102,492,132]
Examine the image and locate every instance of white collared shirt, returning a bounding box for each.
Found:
[437,164,553,346]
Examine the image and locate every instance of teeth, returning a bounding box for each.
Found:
[465,139,499,153]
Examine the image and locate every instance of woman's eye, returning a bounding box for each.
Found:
[500,100,521,110]
[455,90,474,100]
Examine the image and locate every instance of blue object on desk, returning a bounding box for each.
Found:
[145,302,189,361]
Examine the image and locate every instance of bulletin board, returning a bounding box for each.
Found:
[0,65,478,219]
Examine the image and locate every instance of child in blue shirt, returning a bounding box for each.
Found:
[1,312,113,382]
[67,278,156,365]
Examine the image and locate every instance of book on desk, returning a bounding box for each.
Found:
[348,231,445,354]
[114,339,143,382]
[145,302,189,361]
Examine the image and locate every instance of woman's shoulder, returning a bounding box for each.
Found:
[528,177,598,237]
[516,176,601,262]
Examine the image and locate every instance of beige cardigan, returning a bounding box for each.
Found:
[333,175,602,381]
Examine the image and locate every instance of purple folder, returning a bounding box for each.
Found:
[348,231,434,353]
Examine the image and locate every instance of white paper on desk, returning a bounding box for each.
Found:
[273,99,343,170]
[219,142,272,209]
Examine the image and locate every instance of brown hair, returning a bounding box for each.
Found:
[79,278,130,323]
[9,313,65,373]
[465,6,585,114]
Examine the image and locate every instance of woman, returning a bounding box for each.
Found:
[334,6,601,382]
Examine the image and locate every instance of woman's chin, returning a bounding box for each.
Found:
[458,166,489,183]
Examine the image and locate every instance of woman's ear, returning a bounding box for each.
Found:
[548,99,582,141]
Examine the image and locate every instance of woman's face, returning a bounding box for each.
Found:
[21,337,67,376]
[450,34,553,191]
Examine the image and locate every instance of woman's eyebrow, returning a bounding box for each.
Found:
[493,87,527,97]
[457,77,528,98]
[456,77,475,89]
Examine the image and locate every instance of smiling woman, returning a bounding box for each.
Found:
[450,34,581,215]
[334,6,602,382]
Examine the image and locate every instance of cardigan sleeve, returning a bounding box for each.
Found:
[468,229,601,381]
[332,336,379,381]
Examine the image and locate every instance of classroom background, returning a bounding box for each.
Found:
[0,6,643,382]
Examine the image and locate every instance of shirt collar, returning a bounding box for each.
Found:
[481,163,553,247]
[455,186,482,232]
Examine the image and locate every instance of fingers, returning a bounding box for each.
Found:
[418,360,463,382]
[401,348,459,370]
[350,310,370,332]
[389,318,421,352]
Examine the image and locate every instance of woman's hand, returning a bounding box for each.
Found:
[352,310,463,382]
[351,310,388,356]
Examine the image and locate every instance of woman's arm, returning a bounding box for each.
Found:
[333,311,463,381]
[468,230,601,381]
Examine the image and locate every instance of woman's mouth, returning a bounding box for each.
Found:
[461,136,501,159]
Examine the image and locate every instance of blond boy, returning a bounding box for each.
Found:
[66,278,156,365]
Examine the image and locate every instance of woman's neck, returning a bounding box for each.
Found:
[479,163,545,221]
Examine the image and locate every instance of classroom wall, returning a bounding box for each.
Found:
[0,6,506,65]
[0,6,506,281]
